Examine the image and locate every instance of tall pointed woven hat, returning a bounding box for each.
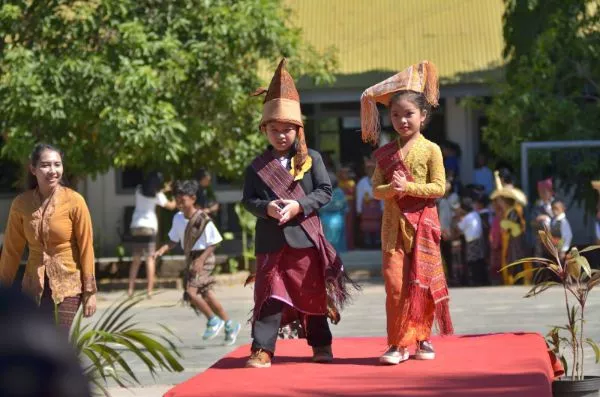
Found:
[253,58,308,173]
[360,60,439,145]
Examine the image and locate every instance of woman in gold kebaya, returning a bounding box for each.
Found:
[0,144,97,330]
[360,61,453,365]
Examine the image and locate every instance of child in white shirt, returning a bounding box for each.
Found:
[456,197,487,286]
[154,180,241,345]
[550,199,573,261]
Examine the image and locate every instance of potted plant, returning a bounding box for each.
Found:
[503,229,600,396]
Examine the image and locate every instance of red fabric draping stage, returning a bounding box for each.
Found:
[164,333,562,397]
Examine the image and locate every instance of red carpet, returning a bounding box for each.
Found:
[165,333,562,397]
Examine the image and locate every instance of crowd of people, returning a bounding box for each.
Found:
[439,167,578,287]
[319,149,600,289]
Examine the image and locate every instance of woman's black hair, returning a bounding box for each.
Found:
[389,90,433,127]
[140,171,165,198]
[27,144,66,190]
[174,180,199,198]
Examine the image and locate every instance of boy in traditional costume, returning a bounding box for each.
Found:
[456,197,487,286]
[242,59,353,369]
[360,61,453,365]
[550,199,573,261]
[153,180,241,345]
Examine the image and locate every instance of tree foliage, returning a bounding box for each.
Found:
[0,0,336,182]
[483,0,600,209]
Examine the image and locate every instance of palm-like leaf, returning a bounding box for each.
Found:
[70,292,184,396]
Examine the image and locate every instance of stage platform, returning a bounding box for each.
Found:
[165,333,563,397]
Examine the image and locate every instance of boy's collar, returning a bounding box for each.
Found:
[267,145,296,158]
[554,212,566,221]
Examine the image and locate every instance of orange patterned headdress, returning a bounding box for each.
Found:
[360,60,439,145]
[252,58,307,173]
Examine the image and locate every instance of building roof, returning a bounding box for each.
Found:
[288,0,505,89]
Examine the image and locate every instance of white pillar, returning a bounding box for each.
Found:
[445,96,475,185]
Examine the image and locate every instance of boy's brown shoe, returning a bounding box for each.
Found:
[312,345,333,363]
[245,349,272,368]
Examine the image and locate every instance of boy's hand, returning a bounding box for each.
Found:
[559,251,567,263]
[152,247,167,260]
[536,214,550,224]
[277,200,302,225]
[267,201,283,220]
[193,259,205,273]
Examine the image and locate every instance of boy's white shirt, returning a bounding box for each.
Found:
[552,212,572,253]
[168,211,223,251]
[457,210,483,243]
[438,192,460,233]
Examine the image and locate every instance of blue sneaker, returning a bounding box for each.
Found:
[203,317,224,341]
[224,321,242,346]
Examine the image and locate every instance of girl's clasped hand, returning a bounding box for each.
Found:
[391,170,407,196]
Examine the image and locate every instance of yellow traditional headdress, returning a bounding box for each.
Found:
[592,180,600,192]
[490,170,528,206]
[252,58,308,177]
[360,60,439,145]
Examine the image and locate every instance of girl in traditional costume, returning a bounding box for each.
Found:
[0,144,97,330]
[360,61,453,365]
[242,59,353,368]
[491,172,532,285]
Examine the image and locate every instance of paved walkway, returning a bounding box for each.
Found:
[95,281,600,396]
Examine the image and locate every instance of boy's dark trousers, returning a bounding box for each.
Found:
[467,258,489,286]
[251,298,332,354]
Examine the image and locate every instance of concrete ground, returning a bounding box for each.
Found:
[93,280,600,397]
